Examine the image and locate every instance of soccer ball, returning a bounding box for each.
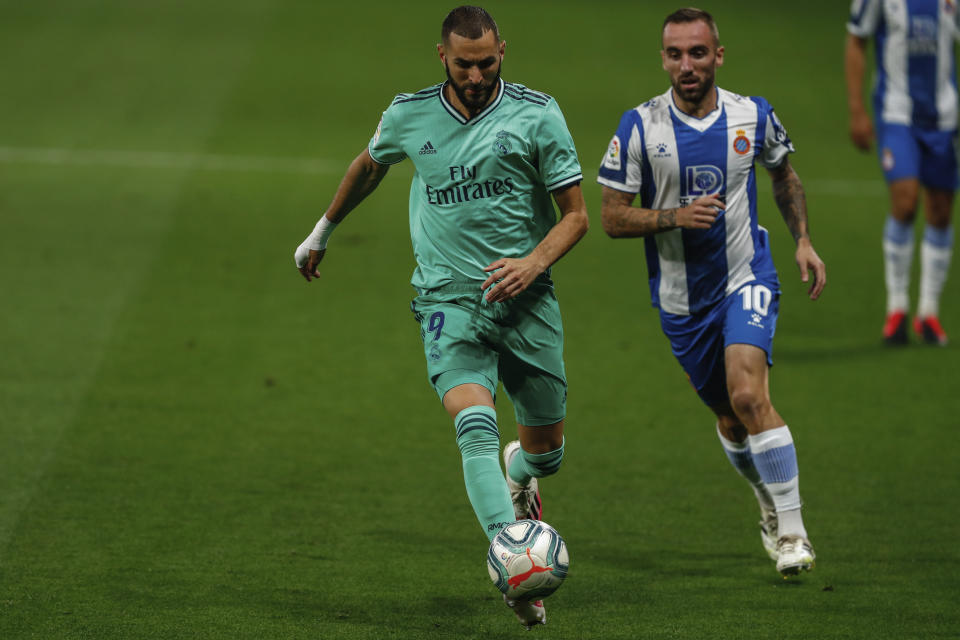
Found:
[487,520,569,600]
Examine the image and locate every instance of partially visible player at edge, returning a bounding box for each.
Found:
[598,8,826,577]
[294,6,587,629]
[846,0,956,346]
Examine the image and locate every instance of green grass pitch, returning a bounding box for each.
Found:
[1,1,957,638]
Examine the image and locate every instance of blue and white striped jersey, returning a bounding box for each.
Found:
[848,0,960,130]
[597,88,793,316]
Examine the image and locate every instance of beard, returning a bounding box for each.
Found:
[445,62,502,115]
[672,72,714,105]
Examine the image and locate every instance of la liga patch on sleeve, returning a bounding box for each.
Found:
[603,135,622,171]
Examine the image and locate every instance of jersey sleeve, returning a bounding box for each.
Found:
[597,109,644,193]
[367,99,407,165]
[847,0,881,37]
[752,98,796,169]
[535,99,583,191]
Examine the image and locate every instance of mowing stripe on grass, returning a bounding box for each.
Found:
[0,146,341,175]
[0,146,886,193]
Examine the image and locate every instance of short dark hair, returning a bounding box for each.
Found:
[662,7,719,47]
[441,6,500,44]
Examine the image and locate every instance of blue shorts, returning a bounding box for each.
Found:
[877,122,959,190]
[660,280,780,408]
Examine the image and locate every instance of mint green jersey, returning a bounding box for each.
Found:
[368,79,583,293]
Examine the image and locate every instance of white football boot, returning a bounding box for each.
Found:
[503,594,546,630]
[776,535,816,577]
[759,506,779,561]
[503,441,542,521]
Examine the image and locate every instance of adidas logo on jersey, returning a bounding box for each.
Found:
[419,141,437,155]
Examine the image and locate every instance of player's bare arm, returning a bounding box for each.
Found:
[767,159,826,300]
[481,182,589,303]
[600,186,722,238]
[844,33,873,151]
[296,149,389,282]
[768,159,809,242]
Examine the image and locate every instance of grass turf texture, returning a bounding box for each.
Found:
[1,1,958,638]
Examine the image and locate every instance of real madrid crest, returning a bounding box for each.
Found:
[493,130,512,156]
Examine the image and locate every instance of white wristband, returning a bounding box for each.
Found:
[305,216,338,251]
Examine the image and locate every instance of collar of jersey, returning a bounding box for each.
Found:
[668,86,724,132]
[439,78,505,125]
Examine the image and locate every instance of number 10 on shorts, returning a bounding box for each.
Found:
[738,284,772,316]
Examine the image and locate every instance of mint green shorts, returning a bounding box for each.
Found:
[410,282,567,426]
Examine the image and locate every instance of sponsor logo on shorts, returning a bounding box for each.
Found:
[429,344,442,361]
[749,312,765,329]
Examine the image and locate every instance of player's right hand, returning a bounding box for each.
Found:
[677,196,723,229]
[849,111,873,151]
[295,244,325,282]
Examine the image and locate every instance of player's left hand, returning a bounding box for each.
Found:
[481,256,544,303]
[795,238,826,300]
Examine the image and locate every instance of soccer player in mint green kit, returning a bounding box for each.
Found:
[294,6,588,629]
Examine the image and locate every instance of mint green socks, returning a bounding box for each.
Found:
[454,406,515,542]
[507,438,565,486]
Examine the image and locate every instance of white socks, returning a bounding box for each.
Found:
[918,225,953,318]
[884,215,954,318]
[748,426,807,539]
[883,215,913,313]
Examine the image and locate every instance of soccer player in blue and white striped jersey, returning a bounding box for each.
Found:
[846,0,957,345]
[598,8,826,577]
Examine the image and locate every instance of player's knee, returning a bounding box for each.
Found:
[892,211,918,226]
[454,406,500,459]
[890,181,920,219]
[890,199,918,222]
[728,387,768,426]
[925,206,952,228]
[923,188,954,227]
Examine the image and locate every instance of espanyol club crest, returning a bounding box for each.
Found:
[883,148,895,171]
[733,129,751,155]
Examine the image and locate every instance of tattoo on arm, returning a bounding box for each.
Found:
[601,188,679,236]
[657,209,677,230]
[771,166,809,242]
